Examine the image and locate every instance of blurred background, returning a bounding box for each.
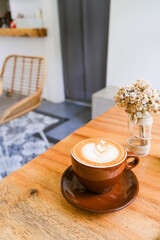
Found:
[0,0,159,106]
[0,0,160,177]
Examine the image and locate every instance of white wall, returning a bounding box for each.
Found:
[0,37,45,67]
[107,0,160,89]
[42,0,65,102]
[0,0,65,103]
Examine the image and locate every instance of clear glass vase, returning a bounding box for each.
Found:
[126,115,153,156]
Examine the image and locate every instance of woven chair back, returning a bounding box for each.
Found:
[1,55,46,99]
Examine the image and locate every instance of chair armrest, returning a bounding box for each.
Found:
[1,89,42,123]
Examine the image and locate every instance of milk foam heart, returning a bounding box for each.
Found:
[81,142,119,163]
[72,138,126,167]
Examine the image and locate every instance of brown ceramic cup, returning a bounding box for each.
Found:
[71,139,139,194]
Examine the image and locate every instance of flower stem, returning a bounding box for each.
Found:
[139,124,145,145]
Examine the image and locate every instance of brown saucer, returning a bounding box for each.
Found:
[61,166,139,213]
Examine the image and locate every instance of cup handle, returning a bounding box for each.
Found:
[125,152,140,170]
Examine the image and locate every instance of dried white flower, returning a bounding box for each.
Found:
[114,79,160,123]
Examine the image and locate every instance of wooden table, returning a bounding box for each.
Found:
[0,106,159,240]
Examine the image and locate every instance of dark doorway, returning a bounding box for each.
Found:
[58,0,110,102]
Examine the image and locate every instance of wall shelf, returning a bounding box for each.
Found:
[0,28,47,37]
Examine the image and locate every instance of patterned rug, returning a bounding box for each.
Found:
[0,111,66,179]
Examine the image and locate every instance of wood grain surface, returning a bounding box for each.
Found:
[0,106,159,240]
[0,28,47,37]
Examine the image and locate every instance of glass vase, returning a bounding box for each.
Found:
[126,115,153,156]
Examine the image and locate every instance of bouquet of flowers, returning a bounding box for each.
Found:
[114,80,160,123]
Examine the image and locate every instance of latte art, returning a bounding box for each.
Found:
[72,138,126,167]
[82,142,119,163]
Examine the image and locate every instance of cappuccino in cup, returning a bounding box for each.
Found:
[71,138,139,193]
[72,138,126,167]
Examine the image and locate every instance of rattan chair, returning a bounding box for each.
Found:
[0,55,47,124]
[0,55,49,168]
